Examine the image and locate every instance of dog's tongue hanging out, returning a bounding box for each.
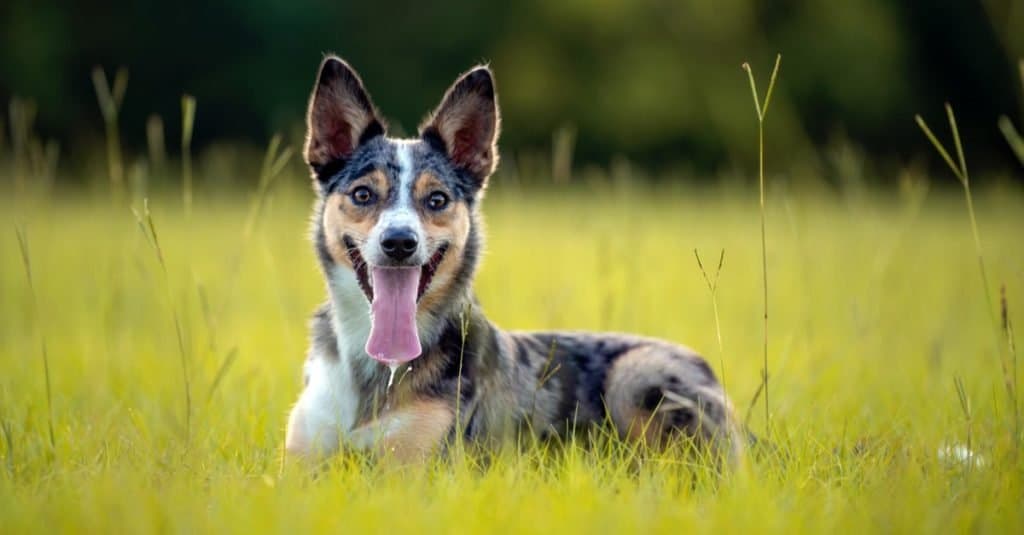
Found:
[365,266,422,363]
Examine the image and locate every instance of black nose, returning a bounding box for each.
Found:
[380,228,419,260]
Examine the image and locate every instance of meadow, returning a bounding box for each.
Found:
[0,144,1022,532]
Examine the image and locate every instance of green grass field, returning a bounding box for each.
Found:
[1,171,1022,532]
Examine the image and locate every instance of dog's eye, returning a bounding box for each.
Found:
[426,191,449,211]
[350,186,376,206]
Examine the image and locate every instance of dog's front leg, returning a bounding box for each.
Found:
[347,399,454,462]
[285,383,345,462]
[286,350,369,462]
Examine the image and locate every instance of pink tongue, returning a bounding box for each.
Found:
[365,266,422,363]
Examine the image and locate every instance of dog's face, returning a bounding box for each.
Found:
[305,57,499,364]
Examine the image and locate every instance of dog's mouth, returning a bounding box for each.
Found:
[342,236,448,303]
[343,236,448,364]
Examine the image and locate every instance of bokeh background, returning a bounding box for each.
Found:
[2,3,1024,532]
[2,0,1023,181]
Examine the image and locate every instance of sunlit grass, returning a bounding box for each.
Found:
[91,66,128,201]
[742,53,781,436]
[0,175,1022,532]
[181,95,197,219]
[917,103,1020,448]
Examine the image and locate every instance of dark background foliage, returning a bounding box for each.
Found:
[1,0,1022,177]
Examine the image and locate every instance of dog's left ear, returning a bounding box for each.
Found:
[420,66,500,186]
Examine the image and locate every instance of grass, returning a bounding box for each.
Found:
[131,200,192,446]
[916,104,1019,445]
[13,225,55,452]
[693,248,727,395]
[0,58,1022,530]
[998,59,1024,167]
[743,54,782,435]
[0,168,1022,531]
[181,95,197,218]
[91,66,128,200]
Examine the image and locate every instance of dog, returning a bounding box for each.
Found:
[285,56,742,464]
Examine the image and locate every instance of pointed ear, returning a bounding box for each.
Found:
[419,66,500,185]
[304,56,385,178]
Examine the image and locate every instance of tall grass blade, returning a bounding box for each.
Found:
[206,347,238,404]
[742,65,762,120]
[14,226,55,450]
[146,114,167,175]
[742,53,781,435]
[743,374,767,428]
[998,59,1024,166]
[91,67,128,200]
[953,376,973,475]
[8,98,37,191]
[914,115,965,183]
[1001,285,1019,446]
[997,116,1024,166]
[551,124,576,184]
[181,95,197,218]
[917,104,1012,434]
[761,55,782,121]
[945,104,968,180]
[1,418,13,477]
[132,200,192,445]
[129,157,149,205]
[0,113,6,161]
[455,304,471,451]
[695,249,727,394]
[35,139,60,187]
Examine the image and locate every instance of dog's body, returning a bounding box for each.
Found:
[285,57,740,463]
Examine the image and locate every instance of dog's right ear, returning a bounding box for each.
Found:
[304,56,385,181]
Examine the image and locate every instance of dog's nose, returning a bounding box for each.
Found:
[380,228,418,261]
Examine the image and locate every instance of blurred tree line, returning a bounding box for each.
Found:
[1,0,1022,179]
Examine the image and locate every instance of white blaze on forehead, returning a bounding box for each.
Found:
[366,140,426,264]
[379,141,422,229]
[395,141,416,204]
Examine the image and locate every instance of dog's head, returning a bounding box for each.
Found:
[305,56,498,365]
